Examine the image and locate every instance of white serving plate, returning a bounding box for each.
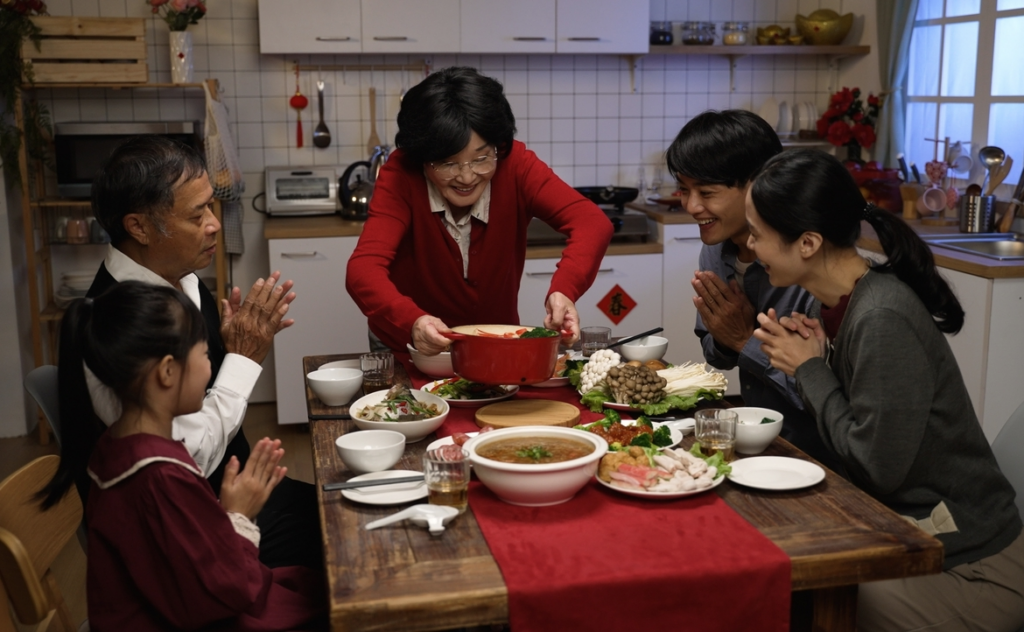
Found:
[424,380,518,407]
[595,472,725,499]
[340,470,428,505]
[727,456,825,491]
[532,376,570,388]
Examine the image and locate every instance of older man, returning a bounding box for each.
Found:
[86,136,320,569]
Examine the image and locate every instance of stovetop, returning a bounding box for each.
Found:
[526,205,651,245]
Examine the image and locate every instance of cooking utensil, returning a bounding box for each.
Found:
[365,504,459,535]
[986,155,1013,196]
[959,195,996,233]
[607,327,665,350]
[574,186,640,210]
[323,474,425,492]
[442,325,560,385]
[897,153,909,182]
[289,66,308,149]
[366,87,381,155]
[966,183,983,196]
[978,146,1006,195]
[313,80,331,148]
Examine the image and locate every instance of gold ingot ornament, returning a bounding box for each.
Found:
[795,9,854,46]
[756,25,790,45]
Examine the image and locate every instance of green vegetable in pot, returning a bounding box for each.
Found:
[520,327,559,338]
[516,446,553,460]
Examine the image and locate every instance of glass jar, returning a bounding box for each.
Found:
[722,21,749,46]
[681,21,715,45]
[649,21,673,45]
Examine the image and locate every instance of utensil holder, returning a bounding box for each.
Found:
[959,195,996,233]
[900,184,923,219]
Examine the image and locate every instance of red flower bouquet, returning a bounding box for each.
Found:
[816,87,880,160]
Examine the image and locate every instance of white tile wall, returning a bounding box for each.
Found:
[33,0,878,401]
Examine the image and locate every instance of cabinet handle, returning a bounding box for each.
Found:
[513,37,548,41]
[315,36,352,41]
[527,267,612,277]
[567,37,601,41]
[280,251,318,258]
[373,36,409,41]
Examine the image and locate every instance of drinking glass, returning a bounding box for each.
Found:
[694,409,738,462]
[580,326,611,357]
[648,166,664,198]
[360,352,394,395]
[423,447,471,514]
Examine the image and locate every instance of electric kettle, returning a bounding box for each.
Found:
[339,145,390,220]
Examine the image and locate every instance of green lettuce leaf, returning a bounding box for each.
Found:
[581,388,610,412]
[638,389,724,416]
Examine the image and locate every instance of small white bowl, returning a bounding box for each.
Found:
[732,407,784,455]
[307,368,363,406]
[406,344,455,378]
[349,389,449,443]
[463,426,608,506]
[335,429,406,475]
[619,335,669,363]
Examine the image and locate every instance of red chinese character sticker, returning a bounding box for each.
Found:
[596,284,636,325]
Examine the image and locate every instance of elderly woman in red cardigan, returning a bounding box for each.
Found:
[346,66,613,355]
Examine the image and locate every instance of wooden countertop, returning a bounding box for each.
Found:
[858,220,1024,279]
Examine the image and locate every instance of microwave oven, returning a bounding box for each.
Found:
[54,121,202,198]
[264,166,343,216]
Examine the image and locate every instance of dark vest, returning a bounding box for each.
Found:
[87,264,250,493]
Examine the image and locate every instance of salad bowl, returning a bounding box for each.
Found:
[350,388,449,442]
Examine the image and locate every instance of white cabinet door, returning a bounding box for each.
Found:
[938,267,991,428]
[258,0,362,54]
[461,0,556,53]
[555,0,648,54]
[661,224,740,395]
[519,253,662,337]
[361,0,460,53]
[269,237,368,425]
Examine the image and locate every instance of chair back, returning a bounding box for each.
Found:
[992,399,1024,521]
[24,366,61,446]
[0,455,82,628]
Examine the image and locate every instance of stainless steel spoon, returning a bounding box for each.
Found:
[313,80,331,148]
[978,146,1005,194]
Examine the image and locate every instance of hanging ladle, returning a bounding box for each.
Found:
[312,80,331,148]
[978,146,1006,195]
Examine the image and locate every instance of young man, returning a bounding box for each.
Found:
[86,136,322,570]
[665,110,839,471]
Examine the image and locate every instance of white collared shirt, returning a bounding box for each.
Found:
[85,245,261,477]
[426,179,491,277]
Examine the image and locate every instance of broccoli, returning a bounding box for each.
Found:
[652,424,672,447]
[629,433,654,448]
[603,409,621,424]
[635,415,653,428]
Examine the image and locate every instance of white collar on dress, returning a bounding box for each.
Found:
[425,179,491,225]
[103,244,202,309]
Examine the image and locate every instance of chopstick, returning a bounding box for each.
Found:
[322,475,424,492]
[607,327,664,350]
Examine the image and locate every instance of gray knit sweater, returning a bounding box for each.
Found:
[795,269,1021,569]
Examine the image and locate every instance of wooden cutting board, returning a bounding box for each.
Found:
[475,400,580,429]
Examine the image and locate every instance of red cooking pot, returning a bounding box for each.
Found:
[443,325,559,385]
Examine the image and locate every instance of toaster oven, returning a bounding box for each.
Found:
[265,166,342,216]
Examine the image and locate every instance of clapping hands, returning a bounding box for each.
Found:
[220,271,296,365]
[752,309,828,376]
[219,438,287,520]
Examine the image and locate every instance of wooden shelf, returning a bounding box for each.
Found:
[21,82,206,89]
[30,198,91,208]
[646,44,870,56]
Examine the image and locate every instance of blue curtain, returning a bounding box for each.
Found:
[875,0,919,168]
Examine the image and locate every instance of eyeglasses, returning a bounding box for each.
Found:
[429,150,498,180]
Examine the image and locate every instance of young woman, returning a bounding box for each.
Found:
[345,66,613,355]
[40,281,325,631]
[746,149,1024,630]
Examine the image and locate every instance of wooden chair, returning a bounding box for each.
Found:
[0,455,83,632]
[24,366,61,446]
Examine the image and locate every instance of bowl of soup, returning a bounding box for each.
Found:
[463,426,608,506]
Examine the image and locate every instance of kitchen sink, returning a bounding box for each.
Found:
[919,233,1024,260]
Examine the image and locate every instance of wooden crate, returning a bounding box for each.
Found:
[22,16,148,84]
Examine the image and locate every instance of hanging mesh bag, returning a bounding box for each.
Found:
[203,81,244,201]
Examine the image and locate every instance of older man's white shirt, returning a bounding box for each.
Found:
[86,245,261,477]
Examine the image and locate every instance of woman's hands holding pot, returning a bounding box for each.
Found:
[412,314,452,355]
[545,291,579,346]
[752,309,827,376]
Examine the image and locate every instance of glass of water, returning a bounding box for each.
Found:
[580,326,611,357]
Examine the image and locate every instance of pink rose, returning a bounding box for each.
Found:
[169,0,188,12]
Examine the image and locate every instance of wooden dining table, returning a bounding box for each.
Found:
[304,353,944,632]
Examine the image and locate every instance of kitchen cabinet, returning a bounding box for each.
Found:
[555,0,648,54]
[659,223,740,395]
[361,0,460,53]
[268,236,369,424]
[938,267,1024,442]
[257,0,362,54]
[518,253,662,337]
[461,0,556,54]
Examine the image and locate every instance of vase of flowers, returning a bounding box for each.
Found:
[816,87,880,163]
[148,0,207,84]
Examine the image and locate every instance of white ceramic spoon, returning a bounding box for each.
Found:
[365,504,459,535]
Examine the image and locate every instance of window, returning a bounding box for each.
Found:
[906,0,1024,190]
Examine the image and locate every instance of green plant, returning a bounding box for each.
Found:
[0,0,52,189]
[148,0,207,31]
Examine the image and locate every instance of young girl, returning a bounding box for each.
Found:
[40,281,325,631]
[746,149,1024,631]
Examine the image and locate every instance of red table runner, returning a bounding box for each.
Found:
[399,354,792,632]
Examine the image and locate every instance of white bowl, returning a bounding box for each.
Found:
[406,344,455,378]
[731,407,784,455]
[619,335,669,363]
[334,429,406,475]
[463,426,608,506]
[307,368,363,406]
[349,389,449,443]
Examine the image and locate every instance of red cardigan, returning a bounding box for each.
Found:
[346,140,613,351]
